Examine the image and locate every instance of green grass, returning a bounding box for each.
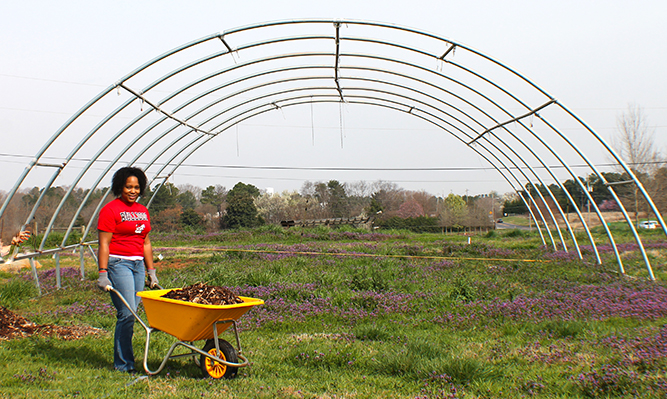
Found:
[0,278,37,308]
[1,227,666,398]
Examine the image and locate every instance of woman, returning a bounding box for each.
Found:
[97,166,159,373]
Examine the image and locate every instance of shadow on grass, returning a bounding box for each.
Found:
[15,335,205,379]
[14,337,113,371]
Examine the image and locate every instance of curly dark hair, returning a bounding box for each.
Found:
[111,167,148,197]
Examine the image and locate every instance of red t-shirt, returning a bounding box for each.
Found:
[98,198,151,257]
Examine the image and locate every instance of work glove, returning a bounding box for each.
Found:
[147,268,159,289]
[97,271,112,291]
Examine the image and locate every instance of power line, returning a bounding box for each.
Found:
[0,73,106,87]
[4,71,667,114]
[169,171,504,184]
[2,104,665,130]
[0,152,657,172]
[0,106,76,115]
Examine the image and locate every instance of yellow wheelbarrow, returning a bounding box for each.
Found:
[110,287,263,379]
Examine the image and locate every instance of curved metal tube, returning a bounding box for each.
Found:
[2,19,661,280]
[147,94,554,247]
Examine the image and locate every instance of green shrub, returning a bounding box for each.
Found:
[448,276,478,302]
[0,278,37,307]
[254,224,284,235]
[349,267,389,292]
[203,262,239,286]
[503,229,528,238]
[239,269,277,287]
[303,225,334,239]
[24,231,83,250]
[378,216,440,233]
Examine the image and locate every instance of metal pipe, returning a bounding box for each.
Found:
[29,258,41,296]
[333,22,344,101]
[37,96,139,250]
[55,253,61,289]
[133,50,560,245]
[151,94,551,247]
[469,99,557,145]
[79,246,85,279]
[537,114,625,273]
[4,19,661,279]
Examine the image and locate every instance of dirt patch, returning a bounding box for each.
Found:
[162,282,242,305]
[509,212,637,230]
[0,259,42,273]
[157,257,201,269]
[0,306,102,341]
[564,211,629,229]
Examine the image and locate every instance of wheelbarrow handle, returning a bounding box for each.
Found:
[107,283,163,291]
[108,287,151,332]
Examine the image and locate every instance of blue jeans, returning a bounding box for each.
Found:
[107,257,145,372]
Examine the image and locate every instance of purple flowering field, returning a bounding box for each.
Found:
[1,228,667,398]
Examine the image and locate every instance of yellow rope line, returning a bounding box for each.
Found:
[160,246,553,263]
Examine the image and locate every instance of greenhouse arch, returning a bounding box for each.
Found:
[1,19,664,281]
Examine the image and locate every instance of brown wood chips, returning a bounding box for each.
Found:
[0,306,102,340]
[161,282,243,305]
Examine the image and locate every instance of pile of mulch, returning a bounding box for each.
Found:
[0,306,102,341]
[161,282,243,305]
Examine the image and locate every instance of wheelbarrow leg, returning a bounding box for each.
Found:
[141,332,201,376]
[212,319,244,356]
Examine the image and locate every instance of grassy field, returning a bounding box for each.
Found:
[502,211,660,230]
[1,226,666,398]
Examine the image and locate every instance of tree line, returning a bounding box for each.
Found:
[0,179,507,240]
[503,104,666,225]
[3,165,667,243]
[2,104,663,242]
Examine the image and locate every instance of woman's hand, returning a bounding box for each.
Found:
[147,268,159,288]
[97,271,112,291]
[10,230,31,246]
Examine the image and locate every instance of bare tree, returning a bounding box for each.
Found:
[409,190,438,217]
[612,103,662,224]
[613,103,660,175]
[369,181,405,219]
[178,183,203,201]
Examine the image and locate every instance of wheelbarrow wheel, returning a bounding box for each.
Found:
[201,339,238,379]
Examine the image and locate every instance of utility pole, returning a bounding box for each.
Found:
[586,182,591,227]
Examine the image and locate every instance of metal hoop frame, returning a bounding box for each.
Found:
[1,19,663,279]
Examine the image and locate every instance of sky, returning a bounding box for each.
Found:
[1,0,665,198]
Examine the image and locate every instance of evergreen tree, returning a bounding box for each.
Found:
[176,191,198,211]
[503,195,528,214]
[180,208,202,228]
[367,197,383,215]
[327,180,349,218]
[223,182,263,228]
[201,185,227,225]
[144,183,179,213]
